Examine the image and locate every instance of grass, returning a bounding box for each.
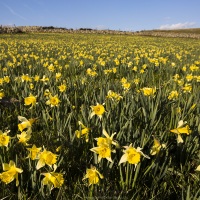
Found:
[151,28,200,34]
[0,33,199,199]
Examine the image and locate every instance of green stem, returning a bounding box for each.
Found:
[89,184,94,198]
[125,163,129,189]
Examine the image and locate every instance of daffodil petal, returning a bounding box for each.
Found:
[119,154,128,165]
[177,134,184,143]
[18,116,28,122]
[36,159,45,170]
[195,165,200,171]
[102,129,109,138]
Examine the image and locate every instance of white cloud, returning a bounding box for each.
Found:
[159,22,196,30]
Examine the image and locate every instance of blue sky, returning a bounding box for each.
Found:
[0,0,200,31]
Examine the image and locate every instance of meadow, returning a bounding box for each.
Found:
[0,33,200,199]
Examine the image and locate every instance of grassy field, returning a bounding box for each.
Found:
[0,33,200,199]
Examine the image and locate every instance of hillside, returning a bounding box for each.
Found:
[135,28,200,38]
[0,25,200,38]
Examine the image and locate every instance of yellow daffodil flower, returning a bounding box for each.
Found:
[97,129,118,147]
[132,66,137,71]
[26,144,42,160]
[168,90,179,100]
[0,78,4,85]
[0,130,10,147]
[42,172,64,189]
[90,103,105,120]
[0,89,5,99]
[120,77,127,84]
[3,76,10,83]
[18,116,36,134]
[82,166,103,186]
[119,144,150,169]
[48,64,55,72]
[0,160,23,186]
[133,78,140,85]
[24,93,37,108]
[75,121,90,142]
[44,89,51,97]
[40,75,49,83]
[36,149,57,170]
[46,95,60,107]
[141,87,156,96]
[86,68,97,77]
[182,84,192,93]
[55,72,62,81]
[34,75,40,82]
[106,90,122,102]
[58,83,67,92]
[29,83,34,90]
[21,74,32,82]
[122,82,131,90]
[186,74,194,82]
[170,120,192,143]
[90,145,112,163]
[90,129,117,163]
[17,131,31,146]
[150,137,166,156]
